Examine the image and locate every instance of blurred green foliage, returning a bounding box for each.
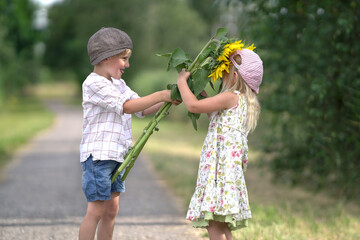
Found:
[244,0,360,197]
[44,0,210,88]
[43,0,359,197]
[131,70,178,97]
[0,0,40,101]
[1,0,358,198]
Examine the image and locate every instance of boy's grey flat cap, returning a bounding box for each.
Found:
[87,27,133,66]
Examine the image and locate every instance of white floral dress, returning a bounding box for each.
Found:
[186,91,252,230]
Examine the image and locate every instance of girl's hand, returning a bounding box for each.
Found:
[177,69,191,84]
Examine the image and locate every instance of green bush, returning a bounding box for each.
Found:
[248,0,360,198]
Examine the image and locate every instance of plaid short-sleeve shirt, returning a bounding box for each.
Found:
[80,73,143,162]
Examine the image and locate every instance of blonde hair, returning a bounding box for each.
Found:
[113,49,132,57]
[222,55,261,132]
[98,49,132,65]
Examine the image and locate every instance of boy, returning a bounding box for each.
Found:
[79,27,177,240]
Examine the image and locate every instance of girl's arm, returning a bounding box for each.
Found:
[199,90,212,118]
[142,102,164,116]
[142,98,181,116]
[177,69,238,114]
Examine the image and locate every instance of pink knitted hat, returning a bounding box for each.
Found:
[229,49,263,94]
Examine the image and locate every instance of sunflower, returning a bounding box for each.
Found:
[209,40,256,83]
[209,61,230,83]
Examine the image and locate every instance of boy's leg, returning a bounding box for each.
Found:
[79,200,105,240]
[97,192,120,240]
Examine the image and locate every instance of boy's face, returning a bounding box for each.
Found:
[105,50,131,80]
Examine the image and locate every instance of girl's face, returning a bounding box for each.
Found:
[222,70,238,89]
[105,50,131,80]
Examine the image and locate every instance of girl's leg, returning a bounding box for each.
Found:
[223,223,233,240]
[79,200,105,240]
[207,220,233,240]
[97,192,120,240]
[207,220,227,240]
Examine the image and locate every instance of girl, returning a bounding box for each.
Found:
[177,49,263,240]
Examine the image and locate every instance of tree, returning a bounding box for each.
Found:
[245,0,360,197]
[0,0,39,100]
[187,0,219,35]
[44,0,209,87]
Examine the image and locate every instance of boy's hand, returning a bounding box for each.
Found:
[162,90,181,105]
[162,90,172,102]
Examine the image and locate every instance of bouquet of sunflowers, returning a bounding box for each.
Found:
[163,28,255,130]
[112,28,256,182]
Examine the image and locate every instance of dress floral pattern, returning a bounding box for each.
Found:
[186,91,252,230]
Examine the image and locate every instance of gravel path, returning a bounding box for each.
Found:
[0,101,205,240]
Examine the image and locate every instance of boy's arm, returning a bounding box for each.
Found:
[123,90,171,114]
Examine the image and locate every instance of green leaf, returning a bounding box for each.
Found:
[187,77,194,91]
[156,52,172,58]
[199,57,212,68]
[197,41,219,64]
[209,81,215,91]
[188,112,198,131]
[192,68,210,96]
[216,28,228,39]
[175,62,190,73]
[218,81,223,93]
[193,112,201,119]
[168,83,182,101]
[167,48,190,71]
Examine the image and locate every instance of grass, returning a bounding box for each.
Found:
[0,97,54,168]
[131,117,360,240]
[132,116,205,201]
[0,78,79,170]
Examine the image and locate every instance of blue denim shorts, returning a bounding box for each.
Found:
[81,155,125,202]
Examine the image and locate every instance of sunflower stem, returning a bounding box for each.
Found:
[187,39,220,73]
[111,37,221,183]
[111,102,172,183]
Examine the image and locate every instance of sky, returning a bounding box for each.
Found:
[31,0,63,29]
[32,0,63,7]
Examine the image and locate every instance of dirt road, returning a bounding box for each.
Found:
[0,101,205,240]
